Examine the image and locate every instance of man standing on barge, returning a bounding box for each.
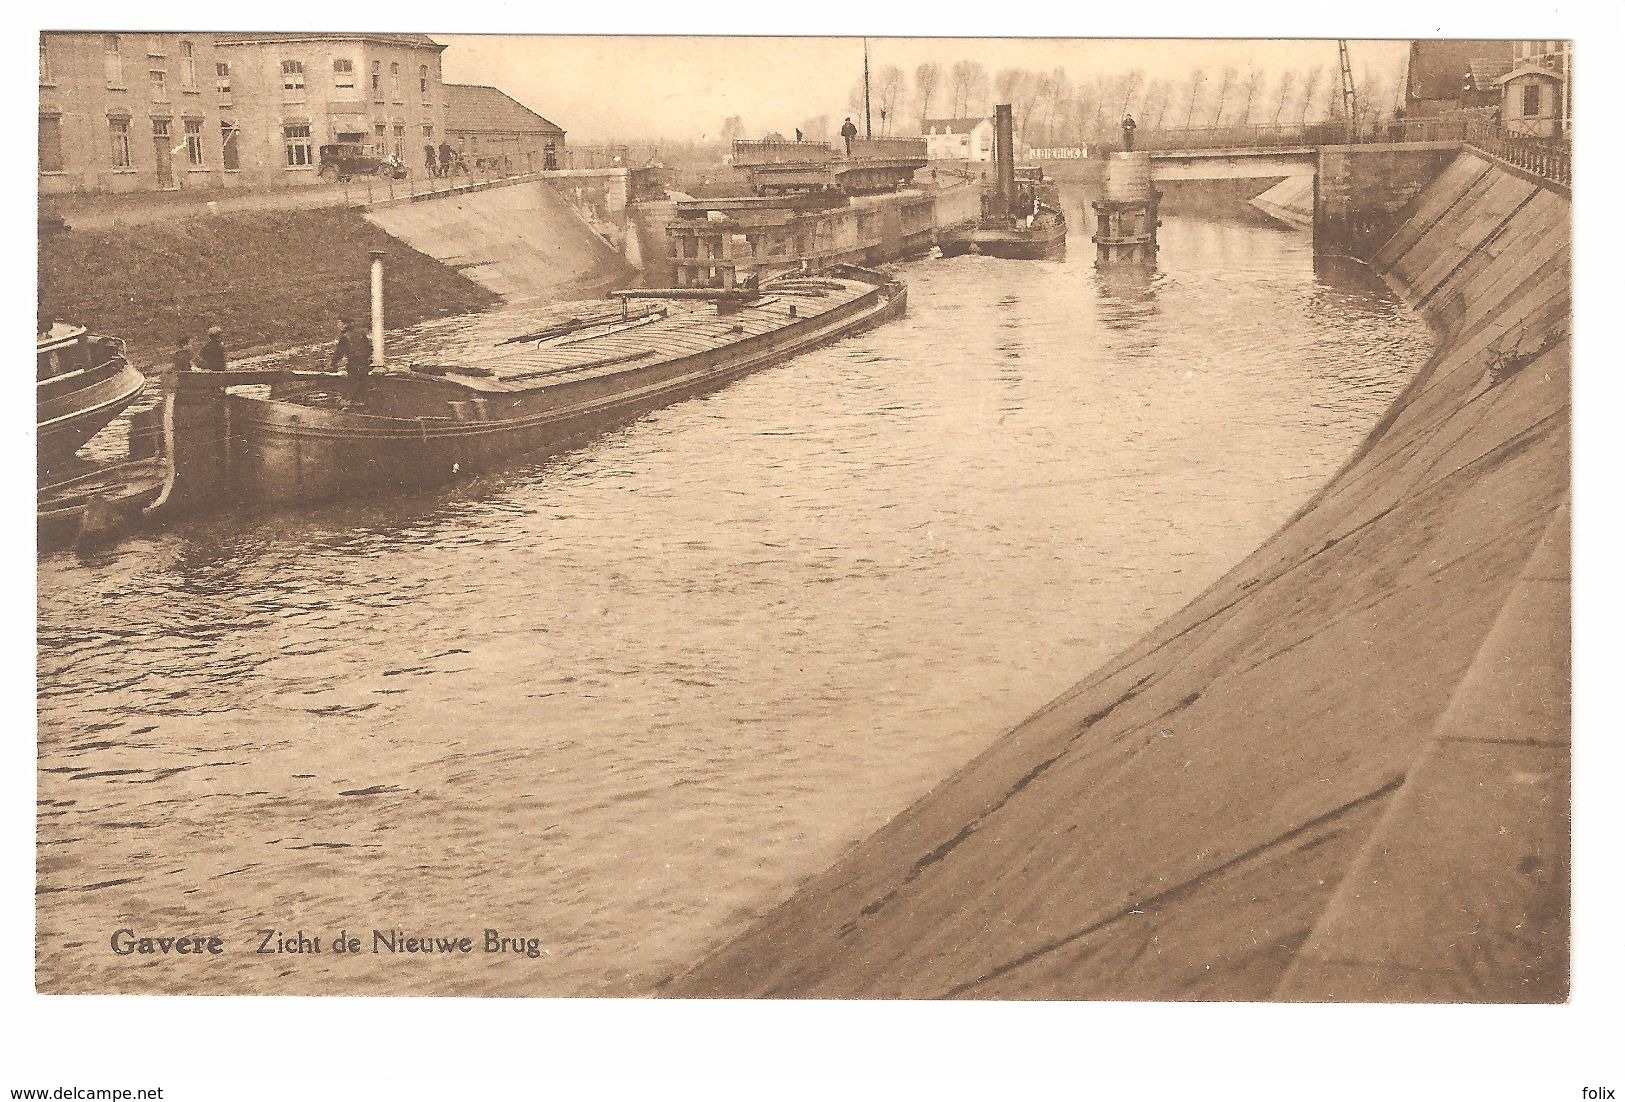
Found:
[331,318,374,403]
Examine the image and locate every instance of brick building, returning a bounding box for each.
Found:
[445,83,566,172]
[39,32,228,194]
[211,32,449,187]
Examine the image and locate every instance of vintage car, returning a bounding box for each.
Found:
[317,143,409,182]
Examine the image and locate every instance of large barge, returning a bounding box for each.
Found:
[141,265,905,519]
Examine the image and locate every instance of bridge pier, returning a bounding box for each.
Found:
[1091,152,1159,267]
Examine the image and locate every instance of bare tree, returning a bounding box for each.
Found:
[1271,71,1297,127]
[949,60,988,117]
[914,62,941,129]
[1299,65,1323,125]
[876,65,905,135]
[1119,69,1145,118]
[1146,79,1173,131]
[1182,68,1206,131]
[1239,67,1264,126]
[1210,65,1237,126]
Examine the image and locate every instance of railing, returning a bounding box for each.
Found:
[848,137,927,161]
[1126,114,1570,189]
[732,139,834,166]
[1136,123,1338,152]
[1463,119,1571,189]
[565,145,632,170]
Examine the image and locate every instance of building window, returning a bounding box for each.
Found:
[185,119,204,166]
[393,123,405,158]
[216,62,231,96]
[147,35,165,57]
[390,62,401,101]
[221,122,239,170]
[180,41,196,88]
[39,38,52,84]
[104,34,123,87]
[371,60,381,95]
[282,59,305,93]
[149,69,166,99]
[109,118,131,167]
[39,115,64,172]
[284,123,313,166]
[419,64,429,94]
[1522,84,1542,117]
[373,122,387,154]
[422,123,434,140]
[334,58,355,89]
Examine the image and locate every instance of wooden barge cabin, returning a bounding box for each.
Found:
[668,137,938,289]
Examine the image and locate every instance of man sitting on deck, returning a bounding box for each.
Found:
[197,326,227,372]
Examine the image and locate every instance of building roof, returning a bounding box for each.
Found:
[213,31,444,50]
[445,84,565,136]
[1407,39,1516,102]
[1466,57,1515,91]
[1496,61,1566,86]
[923,117,990,136]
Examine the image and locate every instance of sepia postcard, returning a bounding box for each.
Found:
[16,8,1611,1096]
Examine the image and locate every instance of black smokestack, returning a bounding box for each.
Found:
[994,104,1016,218]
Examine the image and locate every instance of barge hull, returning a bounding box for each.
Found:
[157,270,905,517]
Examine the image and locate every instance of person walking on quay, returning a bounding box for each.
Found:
[438,141,454,179]
[1121,113,1137,152]
[197,326,227,372]
[424,143,437,178]
[332,318,374,403]
[840,117,858,156]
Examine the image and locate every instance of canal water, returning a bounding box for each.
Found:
[36,192,1432,996]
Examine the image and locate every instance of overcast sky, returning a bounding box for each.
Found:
[438,37,1414,143]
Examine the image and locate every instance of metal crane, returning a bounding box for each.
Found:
[1338,40,1359,141]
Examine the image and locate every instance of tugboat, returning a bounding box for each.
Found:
[939,104,1067,261]
[36,322,147,475]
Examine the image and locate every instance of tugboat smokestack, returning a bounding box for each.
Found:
[370,249,386,367]
[994,104,1016,219]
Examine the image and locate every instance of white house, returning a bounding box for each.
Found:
[922,116,1020,163]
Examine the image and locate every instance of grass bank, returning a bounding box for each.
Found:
[38,207,501,369]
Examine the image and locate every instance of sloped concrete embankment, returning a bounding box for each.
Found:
[365,179,635,305]
[667,148,1570,1002]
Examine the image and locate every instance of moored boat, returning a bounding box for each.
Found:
[145,264,906,519]
[37,457,167,551]
[37,323,147,475]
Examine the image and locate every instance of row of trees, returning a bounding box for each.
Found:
[722,58,1409,150]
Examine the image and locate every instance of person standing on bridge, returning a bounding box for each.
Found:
[841,117,858,156]
[1121,113,1137,152]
